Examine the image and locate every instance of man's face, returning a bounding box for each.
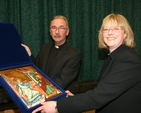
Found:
[50,18,69,46]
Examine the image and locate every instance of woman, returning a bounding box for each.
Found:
[32,14,141,113]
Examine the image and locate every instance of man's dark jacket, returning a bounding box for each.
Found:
[31,42,81,91]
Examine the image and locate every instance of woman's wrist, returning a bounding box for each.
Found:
[55,101,59,113]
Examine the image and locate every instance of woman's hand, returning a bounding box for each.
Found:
[32,101,58,113]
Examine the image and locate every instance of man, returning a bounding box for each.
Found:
[22,15,81,92]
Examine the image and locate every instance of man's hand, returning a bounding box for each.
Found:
[65,90,74,97]
[21,44,32,56]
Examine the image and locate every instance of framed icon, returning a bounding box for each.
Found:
[0,66,66,113]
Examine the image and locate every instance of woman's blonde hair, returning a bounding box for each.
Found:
[98,14,135,49]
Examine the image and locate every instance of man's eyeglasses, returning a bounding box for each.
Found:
[50,26,68,32]
[102,27,123,33]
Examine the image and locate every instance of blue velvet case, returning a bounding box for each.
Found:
[0,23,66,113]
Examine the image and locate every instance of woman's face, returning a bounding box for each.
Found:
[102,21,127,53]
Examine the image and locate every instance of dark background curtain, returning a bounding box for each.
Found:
[0,0,141,81]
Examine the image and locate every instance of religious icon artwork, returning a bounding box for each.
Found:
[0,66,63,108]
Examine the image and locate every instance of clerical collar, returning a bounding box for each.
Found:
[55,45,59,49]
[54,42,66,49]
